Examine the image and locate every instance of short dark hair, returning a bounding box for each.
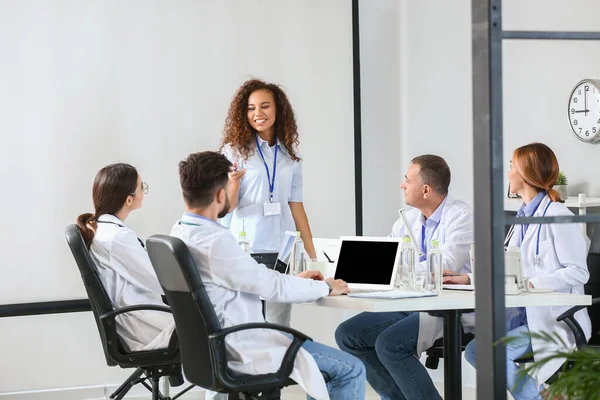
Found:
[411,154,451,195]
[178,152,232,208]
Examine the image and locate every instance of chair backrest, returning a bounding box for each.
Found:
[64,224,119,366]
[586,225,600,344]
[146,234,222,390]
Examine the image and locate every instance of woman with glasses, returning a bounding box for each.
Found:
[76,163,174,351]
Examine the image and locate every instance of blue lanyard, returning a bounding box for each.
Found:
[255,135,278,202]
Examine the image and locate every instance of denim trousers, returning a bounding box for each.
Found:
[207,337,366,400]
[335,311,442,400]
[465,324,542,400]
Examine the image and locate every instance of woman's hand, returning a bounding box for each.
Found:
[229,163,246,183]
[442,269,471,285]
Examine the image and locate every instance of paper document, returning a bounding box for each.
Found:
[348,290,438,299]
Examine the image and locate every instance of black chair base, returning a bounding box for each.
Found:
[110,366,195,400]
[425,332,475,370]
[227,389,282,400]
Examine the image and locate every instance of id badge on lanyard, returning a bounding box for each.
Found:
[256,135,282,216]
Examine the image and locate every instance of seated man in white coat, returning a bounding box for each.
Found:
[170,151,366,400]
[335,154,474,400]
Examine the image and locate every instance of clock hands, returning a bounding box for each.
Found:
[585,86,589,116]
[574,109,590,114]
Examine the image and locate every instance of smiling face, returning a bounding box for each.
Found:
[247,89,277,136]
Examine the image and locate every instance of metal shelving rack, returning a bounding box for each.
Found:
[472,1,600,399]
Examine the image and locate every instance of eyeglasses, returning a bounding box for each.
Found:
[131,181,149,196]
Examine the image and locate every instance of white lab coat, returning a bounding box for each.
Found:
[90,214,175,351]
[390,195,475,354]
[170,213,331,400]
[505,195,591,383]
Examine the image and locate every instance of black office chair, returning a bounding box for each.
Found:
[424,315,474,369]
[146,234,308,400]
[65,224,192,400]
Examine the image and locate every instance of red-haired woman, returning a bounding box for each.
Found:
[465,143,591,399]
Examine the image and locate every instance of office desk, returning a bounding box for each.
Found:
[305,291,591,400]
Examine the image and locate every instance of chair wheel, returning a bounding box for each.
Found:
[425,356,440,369]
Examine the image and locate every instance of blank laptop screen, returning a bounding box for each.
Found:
[334,240,399,284]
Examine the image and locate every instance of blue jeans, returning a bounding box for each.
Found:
[464,325,542,400]
[303,339,366,400]
[206,339,365,400]
[335,311,441,400]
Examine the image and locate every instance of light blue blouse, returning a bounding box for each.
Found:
[221,135,303,252]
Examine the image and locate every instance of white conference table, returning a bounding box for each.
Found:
[304,290,591,400]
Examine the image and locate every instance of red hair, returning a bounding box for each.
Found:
[513,142,562,203]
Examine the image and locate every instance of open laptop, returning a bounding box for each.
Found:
[333,236,402,291]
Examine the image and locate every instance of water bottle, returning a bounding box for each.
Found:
[288,232,306,275]
[426,239,443,293]
[238,231,250,253]
[397,235,415,290]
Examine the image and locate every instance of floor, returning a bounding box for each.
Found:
[101,382,480,399]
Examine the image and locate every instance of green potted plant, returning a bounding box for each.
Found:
[554,171,568,201]
[504,331,600,399]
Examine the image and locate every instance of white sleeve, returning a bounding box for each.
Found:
[109,230,164,295]
[289,160,303,202]
[207,232,328,302]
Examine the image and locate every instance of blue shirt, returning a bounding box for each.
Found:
[419,197,447,262]
[516,191,547,245]
[221,136,303,252]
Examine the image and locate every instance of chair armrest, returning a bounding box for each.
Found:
[209,322,311,342]
[556,297,600,346]
[100,304,172,321]
[557,297,600,322]
[208,322,312,393]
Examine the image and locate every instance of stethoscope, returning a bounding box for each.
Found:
[504,198,552,266]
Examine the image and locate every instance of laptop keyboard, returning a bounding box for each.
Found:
[349,288,387,293]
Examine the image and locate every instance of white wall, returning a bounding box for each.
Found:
[0,0,355,394]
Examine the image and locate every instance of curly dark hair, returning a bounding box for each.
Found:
[221,79,301,162]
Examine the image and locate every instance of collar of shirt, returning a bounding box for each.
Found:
[517,191,547,218]
[97,213,127,227]
[420,196,448,227]
[255,135,285,153]
[181,212,227,229]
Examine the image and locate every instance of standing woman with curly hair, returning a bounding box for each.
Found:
[220,79,318,327]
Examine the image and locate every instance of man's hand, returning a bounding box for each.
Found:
[442,269,471,285]
[325,277,349,296]
[296,270,324,281]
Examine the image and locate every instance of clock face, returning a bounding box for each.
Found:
[568,79,600,143]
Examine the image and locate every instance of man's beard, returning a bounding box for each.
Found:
[217,193,230,219]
